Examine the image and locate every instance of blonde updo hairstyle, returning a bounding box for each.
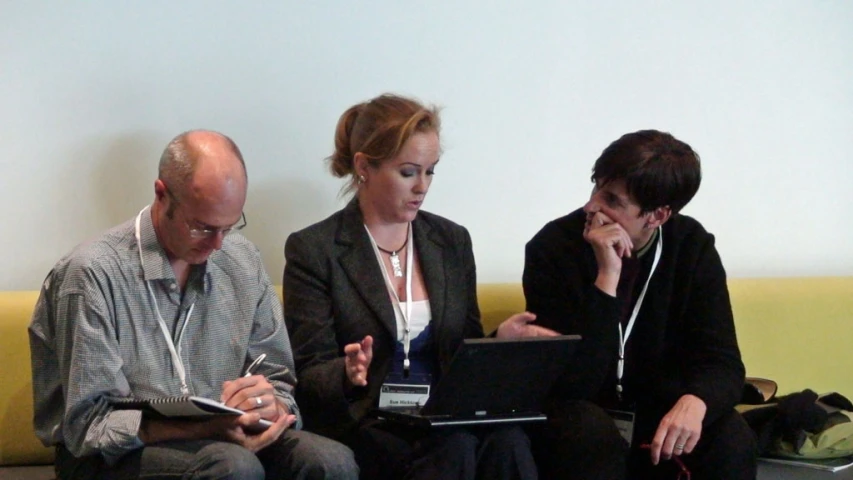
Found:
[328,94,441,195]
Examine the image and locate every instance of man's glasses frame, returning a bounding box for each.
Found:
[185,212,247,239]
[163,182,247,239]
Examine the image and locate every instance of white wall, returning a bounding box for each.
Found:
[2,1,852,290]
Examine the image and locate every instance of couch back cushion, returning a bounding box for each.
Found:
[729,277,853,396]
[0,291,53,465]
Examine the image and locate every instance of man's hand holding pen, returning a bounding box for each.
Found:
[221,354,297,440]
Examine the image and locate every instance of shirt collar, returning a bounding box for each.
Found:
[137,206,175,282]
[635,227,659,259]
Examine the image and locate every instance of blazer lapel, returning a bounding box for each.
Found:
[414,217,447,334]
[336,200,398,338]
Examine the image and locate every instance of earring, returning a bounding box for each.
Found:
[357,175,366,185]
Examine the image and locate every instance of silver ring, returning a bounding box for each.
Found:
[255,396,263,407]
[675,443,685,450]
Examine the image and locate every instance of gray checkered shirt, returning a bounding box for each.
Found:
[29,207,300,464]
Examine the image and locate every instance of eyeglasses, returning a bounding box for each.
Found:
[162,181,248,239]
[185,212,247,239]
[640,444,691,480]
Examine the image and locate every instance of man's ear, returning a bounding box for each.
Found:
[646,206,672,229]
[154,179,167,201]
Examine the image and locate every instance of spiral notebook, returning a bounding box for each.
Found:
[111,395,272,429]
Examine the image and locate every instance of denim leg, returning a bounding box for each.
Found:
[257,429,359,480]
[55,444,104,480]
[89,440,264,480]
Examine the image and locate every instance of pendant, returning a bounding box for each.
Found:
[389,251,403,277]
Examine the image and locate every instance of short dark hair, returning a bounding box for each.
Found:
[591,130,701,214]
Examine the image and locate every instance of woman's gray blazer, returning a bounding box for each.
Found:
[283,200,484,440]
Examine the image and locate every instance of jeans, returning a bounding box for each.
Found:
[56,429,358,480]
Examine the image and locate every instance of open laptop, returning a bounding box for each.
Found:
[371,335,580,428]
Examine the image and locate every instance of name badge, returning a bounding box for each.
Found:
[605,408,636,447]
[378,383,430,408]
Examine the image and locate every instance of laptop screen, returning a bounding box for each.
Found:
[420,335,580,417]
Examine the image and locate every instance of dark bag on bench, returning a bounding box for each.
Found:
[739,387,853,460]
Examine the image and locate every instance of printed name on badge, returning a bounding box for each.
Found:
[378,383,430,408]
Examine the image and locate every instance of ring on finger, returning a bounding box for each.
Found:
[255,396,263,407]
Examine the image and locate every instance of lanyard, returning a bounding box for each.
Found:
[365,223,414,374]
[616,227,663,398]
[135,206,194,395]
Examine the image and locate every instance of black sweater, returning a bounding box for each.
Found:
[523,208,745,428]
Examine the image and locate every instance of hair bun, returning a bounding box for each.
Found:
[328,103,364,178]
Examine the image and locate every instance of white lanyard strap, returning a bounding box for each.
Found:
[136,206,194,395]
[616,227,663,395]
[365,223,414,373]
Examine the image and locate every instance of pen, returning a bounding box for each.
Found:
[243,353,267,377]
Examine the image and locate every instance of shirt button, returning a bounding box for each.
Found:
[170,283,177,291]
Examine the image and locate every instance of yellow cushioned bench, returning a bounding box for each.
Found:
[2,278,852,472]
[475,278,853,396]
[0,291,47,468]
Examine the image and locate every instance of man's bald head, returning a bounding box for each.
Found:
[158,130,248,214]
[152,130,249,266]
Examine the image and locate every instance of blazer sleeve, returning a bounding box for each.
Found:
[522,226,621,401]
[283,233,355,433]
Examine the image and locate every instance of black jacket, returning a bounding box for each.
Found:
[523,208,745,428]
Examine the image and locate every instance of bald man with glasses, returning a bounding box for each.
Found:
[29,130,358,480]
